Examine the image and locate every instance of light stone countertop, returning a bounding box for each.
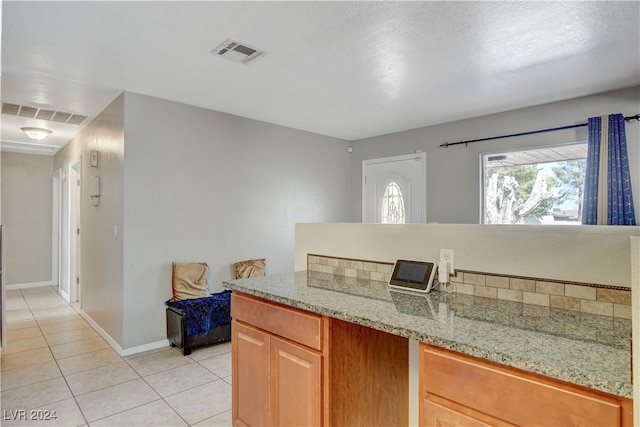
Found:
[223,270,632,399]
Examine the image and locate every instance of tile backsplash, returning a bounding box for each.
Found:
[307,254,394,282]
[307,254,631,319]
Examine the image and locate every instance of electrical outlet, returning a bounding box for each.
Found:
[439,249,454,273]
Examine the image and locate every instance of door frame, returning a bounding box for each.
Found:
[362,153,427,223]
[52,168,62,293]
[67,159,81,304]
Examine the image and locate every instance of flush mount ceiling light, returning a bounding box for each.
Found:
[21,127,52,141]
[211,38,266,65]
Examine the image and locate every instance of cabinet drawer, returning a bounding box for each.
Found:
[232,292,323,351]
[421,344,628,426]
[422,396,514,427]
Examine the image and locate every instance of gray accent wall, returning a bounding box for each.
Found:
[1,152,53,285]
[54,92,351,351]
[350,86,640,223]
[121,92,351,348]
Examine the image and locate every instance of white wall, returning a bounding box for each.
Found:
[295,223,640,287]
[1,152,53,285]
[121,92,352,348]
[350,86,640,223]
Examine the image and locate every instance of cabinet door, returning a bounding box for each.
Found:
[271,336,322,427]
[232,320,271,427]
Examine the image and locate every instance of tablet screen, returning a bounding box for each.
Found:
[389,259,436,292]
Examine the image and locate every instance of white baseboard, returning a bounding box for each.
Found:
[77,309,124,355]
[77,308,169,357]
[7,281,53,290]
[121,339,170,357]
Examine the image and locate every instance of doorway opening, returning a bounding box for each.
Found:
[59,159,81,304]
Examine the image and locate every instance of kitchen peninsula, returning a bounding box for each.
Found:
[224,270,633,426]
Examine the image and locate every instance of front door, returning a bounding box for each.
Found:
[363,153,426,223]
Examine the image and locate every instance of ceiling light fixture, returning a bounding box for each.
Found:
[21,127,52,141]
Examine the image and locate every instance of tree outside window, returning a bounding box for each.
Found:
[483,144,587,224]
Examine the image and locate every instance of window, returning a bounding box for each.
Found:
[482,143,587,224]
[381,182,405,224]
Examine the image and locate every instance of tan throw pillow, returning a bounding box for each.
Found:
[172,262,209,301]
[234,259,266,279]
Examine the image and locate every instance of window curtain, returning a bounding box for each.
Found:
[582,113,636,225]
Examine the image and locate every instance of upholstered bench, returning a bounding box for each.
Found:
[166,262,231,355]
[165,259,265,355]
[166,290,231,356]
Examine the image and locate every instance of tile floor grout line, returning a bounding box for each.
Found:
[86,396,179,427]
[5,287,90,426]
[34,288,91,427]
[135,371,192,427]
[4,286,233,426]
[35,289,132,426]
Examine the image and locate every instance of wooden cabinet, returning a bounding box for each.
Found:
[232,321,322,427]
[231,293,325,427]
[232,321,271,427]
[420,343,633,427]
[231,292,409,427]
[271,336,322,426]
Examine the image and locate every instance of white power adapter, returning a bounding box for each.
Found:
[439,260,449,284]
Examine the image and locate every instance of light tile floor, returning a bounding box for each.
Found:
[1,286,233,426]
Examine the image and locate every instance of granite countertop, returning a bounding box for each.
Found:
[223,271,632,399]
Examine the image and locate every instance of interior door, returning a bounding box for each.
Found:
[363,153,426,223]
[61,160,81,303]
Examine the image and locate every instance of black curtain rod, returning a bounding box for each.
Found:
[440,113,640,148]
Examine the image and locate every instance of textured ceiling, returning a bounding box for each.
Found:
[2,1,639,154]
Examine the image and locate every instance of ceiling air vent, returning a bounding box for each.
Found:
[211,38,266,65]
[1,102,89,126]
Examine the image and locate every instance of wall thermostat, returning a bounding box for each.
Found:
[90,150,99,167]
[388,259,436,293]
